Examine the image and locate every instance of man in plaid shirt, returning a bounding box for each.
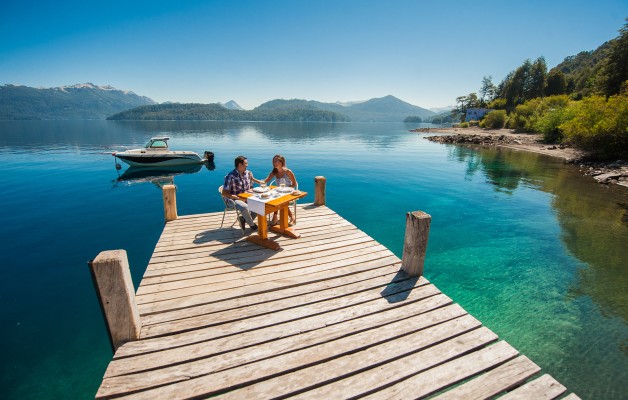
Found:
[222,155,259,231]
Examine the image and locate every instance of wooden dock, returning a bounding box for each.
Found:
[92,201,579,399]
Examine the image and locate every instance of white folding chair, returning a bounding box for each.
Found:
[219,185,245,234]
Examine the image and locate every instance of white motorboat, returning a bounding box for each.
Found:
[112,137,209,167]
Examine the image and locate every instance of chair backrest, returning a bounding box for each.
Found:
[219,185,236,210]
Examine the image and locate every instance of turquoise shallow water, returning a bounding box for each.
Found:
[0,120,626,399]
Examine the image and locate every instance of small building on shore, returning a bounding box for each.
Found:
[465,108,492,122]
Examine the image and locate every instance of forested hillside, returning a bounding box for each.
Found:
[107,101,349,122]
[0,83,155,120]
[109,95,434,122]
[450,19,627,159]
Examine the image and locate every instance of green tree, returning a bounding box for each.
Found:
[404,116,422,123]
[455,93,481,121]
[487,98,507,110]
[500,59,532,108]
[527,57,548,99]
[560,94,628,158]
[498,57,548,109]
[479,75,497,106]
[599,19,628,97]
[482,110,507,129]
[545,70,567,95]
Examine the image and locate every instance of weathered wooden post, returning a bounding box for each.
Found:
[88,250,141,352]
[314,176,326,206]
[401,211,431,277]
[162,184,178,221]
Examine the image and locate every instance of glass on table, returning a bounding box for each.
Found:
[260,181,267,191]
[279,178,286,191]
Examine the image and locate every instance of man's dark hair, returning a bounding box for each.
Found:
[234,155,247,168]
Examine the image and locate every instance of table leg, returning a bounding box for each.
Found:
[258,214,268,240]
[270,204,301,239]
[245,213,280,250]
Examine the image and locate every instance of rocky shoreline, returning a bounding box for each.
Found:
[419,127,628,188]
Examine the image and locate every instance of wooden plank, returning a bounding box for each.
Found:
[361,340,519,400]
[498,374,567,400]
[150,227,372,262]
[140,230,372,287]
[135,251,398,305]
[139,270,427,340]
[139,261,405,326]
[145,232,375,267]
[136,253,402,315]
[114,281,441,358]
[214,325,495,400]
[156,216,351,245]
[139,245,391,285]
[140,268,413,337]
[432,355,541,399]
[107,294,454,379]
[141,240,389,277]
[103,315,484,399]
[145,235,385,275]
[152,221,358,254]
[137,238,386,296]
[98,302,464,397]
[156,211,339,240]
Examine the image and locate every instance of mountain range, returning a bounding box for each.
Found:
[0,83,434,122]
[0,83,155,120]
[107,96,435,122]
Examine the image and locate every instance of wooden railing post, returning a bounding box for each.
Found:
[401,211,431,277]
[162,184,178,221]
[314,176,326,206]
[88,250,141,353]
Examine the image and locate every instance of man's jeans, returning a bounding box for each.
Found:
[234,199,257,227]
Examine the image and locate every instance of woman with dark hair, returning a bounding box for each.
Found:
[262,154,298,225]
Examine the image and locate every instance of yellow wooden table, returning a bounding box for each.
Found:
[238,188,308,250]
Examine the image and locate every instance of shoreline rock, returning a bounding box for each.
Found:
[419,127,627,188]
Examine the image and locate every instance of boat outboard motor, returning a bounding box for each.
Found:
[204,151,214,162]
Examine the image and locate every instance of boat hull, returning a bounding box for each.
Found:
[115,153,203,167]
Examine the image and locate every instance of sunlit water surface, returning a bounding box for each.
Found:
[0,120,626,399]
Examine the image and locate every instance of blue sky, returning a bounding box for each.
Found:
[1,0,626,110]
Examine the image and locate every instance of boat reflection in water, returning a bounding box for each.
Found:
[114,164,204,188]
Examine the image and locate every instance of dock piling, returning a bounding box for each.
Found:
[162,184,178,222]
[88,250,141,352]
[401,211,431,277]
[314,176,326,206]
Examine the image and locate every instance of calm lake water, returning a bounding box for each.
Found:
[0,120,626,399]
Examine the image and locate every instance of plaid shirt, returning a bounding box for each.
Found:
[224,168,253,195]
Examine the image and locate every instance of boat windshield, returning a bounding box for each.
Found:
[147,139,168,149]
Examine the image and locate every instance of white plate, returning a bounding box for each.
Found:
[276,187,293,193]
[253,187,269,193]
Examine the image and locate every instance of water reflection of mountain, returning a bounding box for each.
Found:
[114,164,204,188]
[450,144,628,325]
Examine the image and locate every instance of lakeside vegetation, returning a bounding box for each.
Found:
[452,20,628,159]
